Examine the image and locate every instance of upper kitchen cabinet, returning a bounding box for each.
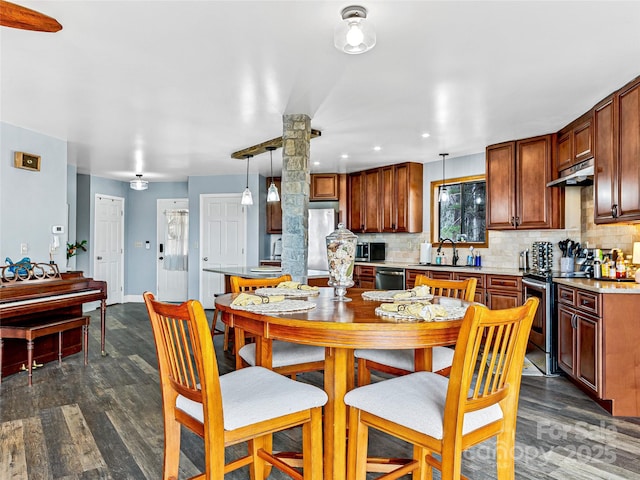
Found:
[266,177,282,234]
[486,135,563,230]
[348,162,423,234]
[310,174,339,201]
[556,114,593,172]
[381,162,423,233]
[594,77,640,223]
[348,169,382,233]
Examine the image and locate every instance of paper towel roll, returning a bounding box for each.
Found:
[419,242,432,264]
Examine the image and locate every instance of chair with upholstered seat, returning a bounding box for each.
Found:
[355,275,478,385]
[345,297,539,480]
[143,292,327,480]
[229,274,326,378]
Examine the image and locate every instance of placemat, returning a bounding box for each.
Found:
[231,299,316,313]
[362,290,434,302]
[254,287,320,297]
[375,305,468,322]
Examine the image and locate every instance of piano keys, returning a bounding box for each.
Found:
[0,263,107,379]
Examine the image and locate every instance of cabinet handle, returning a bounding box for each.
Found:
[571,313,577,329]
[514,216,520,227]
[611,204,618,218]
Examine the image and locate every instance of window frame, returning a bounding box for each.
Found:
[430,174,488,248]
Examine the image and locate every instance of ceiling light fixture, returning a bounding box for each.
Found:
[266,147,280,202]
[241,155,253,205]
[130,174,148,191]
[334,5,376,55]
[439,153,449,203]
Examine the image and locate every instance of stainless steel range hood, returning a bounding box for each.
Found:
[547,158,594,187]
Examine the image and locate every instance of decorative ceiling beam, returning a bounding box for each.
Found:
[231,129,322,159]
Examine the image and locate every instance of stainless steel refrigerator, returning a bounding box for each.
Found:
[308,209,337,271]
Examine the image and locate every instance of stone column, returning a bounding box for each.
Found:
[281,114,311,283]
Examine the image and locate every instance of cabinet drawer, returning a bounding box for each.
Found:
[454,272,485,288]
[355,265,376,277]
[405,269,426,288]
[557,285,576,306]
[575,290,599,316]
[486,275,521,291]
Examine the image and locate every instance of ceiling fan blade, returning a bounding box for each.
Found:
[0,0,62,32]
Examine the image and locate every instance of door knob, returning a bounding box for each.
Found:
[159,256,164,260]
[203,257,208,261]
[96,256,102,260]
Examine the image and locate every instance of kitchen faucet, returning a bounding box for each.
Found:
[437,237,459,266]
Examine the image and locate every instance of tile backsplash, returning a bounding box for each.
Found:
[358,185,640,270]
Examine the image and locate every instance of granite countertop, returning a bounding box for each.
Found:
[553,277,640,294]
[356,261,524,277]
[203,266,329,279]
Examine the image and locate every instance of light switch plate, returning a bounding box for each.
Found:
[20,243,28,254]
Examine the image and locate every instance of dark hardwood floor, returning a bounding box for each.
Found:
[1,302,639,479]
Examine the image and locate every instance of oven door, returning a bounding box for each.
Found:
[522,276,553,374]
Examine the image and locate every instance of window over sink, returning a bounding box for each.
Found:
[431,174,487,248]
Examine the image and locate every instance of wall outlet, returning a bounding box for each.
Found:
[20,243,28,254]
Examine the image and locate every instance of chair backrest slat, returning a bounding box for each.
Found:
[444,298,538,430]
[414,275,477,302]
[230,274,293,293]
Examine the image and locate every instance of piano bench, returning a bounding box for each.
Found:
[0,316,90,387]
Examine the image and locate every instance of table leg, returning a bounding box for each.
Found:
[255,335,273,369]
[323,346,352,480]
[414,347,433,372]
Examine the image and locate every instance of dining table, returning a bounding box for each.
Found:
[214,287,471,480]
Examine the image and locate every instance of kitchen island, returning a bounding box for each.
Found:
[203,266,330,292]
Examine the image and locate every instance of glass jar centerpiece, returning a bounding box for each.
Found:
[326,223,357,301]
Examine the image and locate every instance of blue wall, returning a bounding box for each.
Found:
[1,123,68,265]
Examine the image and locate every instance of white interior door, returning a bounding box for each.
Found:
[94,194,124,305]
[157,199,189,302]
[199,194,246,308]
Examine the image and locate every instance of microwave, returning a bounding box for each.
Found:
[355,242,386,262]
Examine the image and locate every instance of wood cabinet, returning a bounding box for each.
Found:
[556,285,601,395]
[594,77,640,223]
[485,274,522,309]
[310,174,339,201]
[348,162,423,234]
[348,169,381,233]
[486,135,563,230]
[266,177,282,233]
[353,264,376,289]
[556,115,593,172]
[381,162,423,233]
[454,271,485,304]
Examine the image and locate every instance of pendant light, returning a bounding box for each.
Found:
[266,146,280,202]
[241,155,253,205]
[130,174,148,191]
[439,153,449,203]
[334,5,376,55]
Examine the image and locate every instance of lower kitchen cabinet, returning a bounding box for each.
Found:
[485,275,522,309]
[555,283,640,416]
[454,272,485,304]
[557,285,601,395]
[354,265,376,289]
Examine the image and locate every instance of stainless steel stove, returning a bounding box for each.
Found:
[521,268,582,376]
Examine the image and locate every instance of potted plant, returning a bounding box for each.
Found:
[67,240,87,259]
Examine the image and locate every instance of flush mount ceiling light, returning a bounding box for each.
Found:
[241,155,254,206]
[334,5,376,55]
[130,174,148,191]
[266,147,280,202]
[438,153,449,203]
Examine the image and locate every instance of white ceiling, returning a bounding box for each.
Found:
[3,1,640,183]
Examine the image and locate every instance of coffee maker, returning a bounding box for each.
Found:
[577,247,600,277]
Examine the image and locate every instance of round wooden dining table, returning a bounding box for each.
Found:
[214,287,470,480]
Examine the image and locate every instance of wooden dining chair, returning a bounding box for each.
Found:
[143,292,327,480]
[229,275,326,378]
[345,297,539,480]
[354,276,478,385]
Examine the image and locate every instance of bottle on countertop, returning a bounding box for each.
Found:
[616,253,626,279]
[601,256,610,278]
[467,246,475,266]
[609,257,617,279]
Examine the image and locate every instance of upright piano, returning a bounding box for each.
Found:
[0,263,107,379]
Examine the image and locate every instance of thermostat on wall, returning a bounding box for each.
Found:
[52,225,64,234]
